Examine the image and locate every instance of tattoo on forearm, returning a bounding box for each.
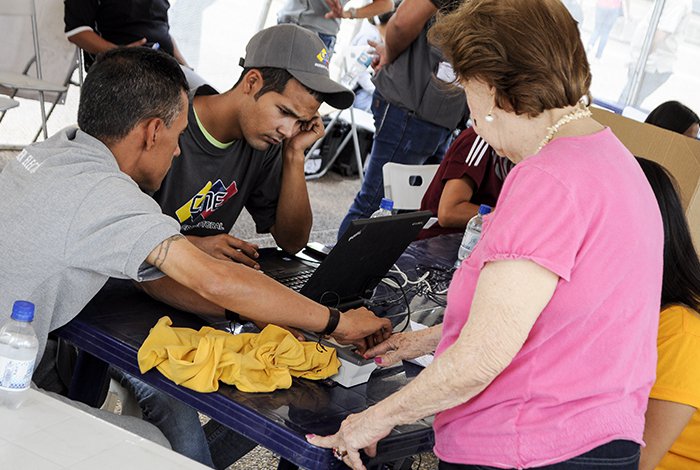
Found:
[153,234,184,269]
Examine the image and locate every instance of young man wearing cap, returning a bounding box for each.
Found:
[114,25,357,469]
[150,24,354,268]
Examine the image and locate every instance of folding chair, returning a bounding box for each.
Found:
[0,0,69,140]
[305,107,375,183]
[0,96,19,112]
[382,163,440,211]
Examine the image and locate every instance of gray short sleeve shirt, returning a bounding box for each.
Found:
[0,128,181,362]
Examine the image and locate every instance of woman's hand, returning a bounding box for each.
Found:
[364,325,442,366]
[306,407,394,470]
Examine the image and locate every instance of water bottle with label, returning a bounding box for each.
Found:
[0,301,39,409]
[455,204,492,267]
[340,48,373,89]
[370,198,394,218]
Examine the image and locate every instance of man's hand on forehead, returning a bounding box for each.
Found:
[286,113,325,153]
[300,116,321,135]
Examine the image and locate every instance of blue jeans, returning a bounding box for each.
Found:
[338,92,453,238]
[317,32,337,57]
[587,6,620,58]
[110,368,215,467]
[438,440,640,470]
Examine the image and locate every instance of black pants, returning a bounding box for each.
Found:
[439,440,640,470]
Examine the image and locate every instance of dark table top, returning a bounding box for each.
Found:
[55,233,461,469]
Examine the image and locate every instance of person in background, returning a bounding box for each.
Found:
[308,1,663,469]
[347,4,400,111]
[63,0,205,88]
[645,101,700,138]
[278,0,394,58]
[418,126,513,239]
[586,0,627,60]
[619,0,692,108]
[338,0,467,237]
[637,157,700,470]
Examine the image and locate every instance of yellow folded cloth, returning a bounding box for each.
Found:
[137,316,340,393]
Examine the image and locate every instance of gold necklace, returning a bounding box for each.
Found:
[536,104,592,153]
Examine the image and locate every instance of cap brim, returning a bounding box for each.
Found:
[288,69,355,110]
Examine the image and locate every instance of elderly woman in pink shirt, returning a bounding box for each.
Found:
[307,0,664,469]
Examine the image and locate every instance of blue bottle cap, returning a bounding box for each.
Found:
[11,301,34,322]
[380,198,394,211]
[478,204,492,215]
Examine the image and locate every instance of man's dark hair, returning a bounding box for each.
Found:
[78,47,189,143]
[645,101,700,136]
[233,67,323,102]
[637,157,700,311]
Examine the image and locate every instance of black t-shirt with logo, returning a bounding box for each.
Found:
[152,86,283,237]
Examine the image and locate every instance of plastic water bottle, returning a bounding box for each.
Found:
[0,301,39,409]
[370,198,394,218]
[340,49,373,89]
[455,204,492,267]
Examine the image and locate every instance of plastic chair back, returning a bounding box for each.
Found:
[382,163,439,211]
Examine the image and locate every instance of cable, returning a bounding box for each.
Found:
[387,264,432,289]
[380,274,411,332]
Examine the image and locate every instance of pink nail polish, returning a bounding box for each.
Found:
[306,434,316,439]
[374,357,383,365]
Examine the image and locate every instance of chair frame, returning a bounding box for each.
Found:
[305,107,369,183]
[0,0,69,140]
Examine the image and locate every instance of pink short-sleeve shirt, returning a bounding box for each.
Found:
[433,128,663,468]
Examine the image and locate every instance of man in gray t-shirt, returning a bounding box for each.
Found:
[0,46,389,467]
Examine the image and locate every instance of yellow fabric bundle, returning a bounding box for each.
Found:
[137,316,340,393]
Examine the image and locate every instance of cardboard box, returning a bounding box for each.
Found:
[591,107,700,248]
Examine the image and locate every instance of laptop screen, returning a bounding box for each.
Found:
[300,211,432,306]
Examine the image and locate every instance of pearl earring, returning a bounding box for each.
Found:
[484,105,495,123]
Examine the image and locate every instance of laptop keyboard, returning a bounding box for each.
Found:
[272,268,315,291]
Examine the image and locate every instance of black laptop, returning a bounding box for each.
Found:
[258,211,432,308]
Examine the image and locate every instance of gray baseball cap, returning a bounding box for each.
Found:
[240,24,354,109]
